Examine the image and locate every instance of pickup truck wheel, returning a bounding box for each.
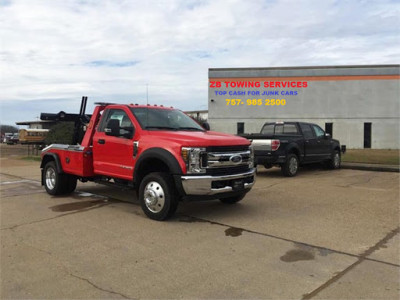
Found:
[329,150,341,169]
[44,161,76,195]
[282,154,299,177]
[139,172,178,221]
[220,192,246,204]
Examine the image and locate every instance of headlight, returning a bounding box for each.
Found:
[181,147,206,174]
[249,145,254,168]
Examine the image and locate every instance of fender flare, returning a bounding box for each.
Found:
[286,143,302,160]
[40,153,63,173]
[331,141,341,152]
[133,148,183,185]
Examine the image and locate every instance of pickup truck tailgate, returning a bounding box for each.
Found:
[252,139,272,151]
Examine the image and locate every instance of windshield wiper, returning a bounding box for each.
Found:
[144,126,178,130]
[177,127,204,131]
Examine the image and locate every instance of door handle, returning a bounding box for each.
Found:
[98,139,105,144]
[133,141,139,158]
[305,140,309,143]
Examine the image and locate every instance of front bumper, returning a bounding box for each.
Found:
[181,169,256,196]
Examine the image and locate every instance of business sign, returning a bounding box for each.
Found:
[209,80,308,107]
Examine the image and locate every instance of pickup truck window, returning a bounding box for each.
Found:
[312,125,325,138]
[284,124,299,134]
[300,124,314,139]
[261,124,274,135]
[275,124,299,135]
[131,108,204,131]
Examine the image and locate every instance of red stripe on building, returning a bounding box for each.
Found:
[209,75,400,82]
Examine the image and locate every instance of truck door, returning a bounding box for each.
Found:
[311,124,331,159]
[93,108,136,180]
[299,123,319,162]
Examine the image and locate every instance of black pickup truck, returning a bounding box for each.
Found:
[241,122,345,177]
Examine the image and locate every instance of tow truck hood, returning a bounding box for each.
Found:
[145,130,250,147]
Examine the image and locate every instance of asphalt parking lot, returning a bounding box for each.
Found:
[1,153,399,299]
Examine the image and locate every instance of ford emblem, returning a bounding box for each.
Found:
[230,155,242,164]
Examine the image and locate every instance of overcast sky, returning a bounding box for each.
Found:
[1,0,399,126]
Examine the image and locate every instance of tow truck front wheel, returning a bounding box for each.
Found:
[139,172,178,221]
[44,161,77,195]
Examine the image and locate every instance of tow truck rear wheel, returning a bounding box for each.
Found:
[220,192,246,204]
[64,175,77,193]
[139,172,178,221]
[44,161,77,195]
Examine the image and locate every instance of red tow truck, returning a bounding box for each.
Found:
[40,97,255,220]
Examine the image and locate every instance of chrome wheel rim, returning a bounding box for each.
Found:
[334,153,340,168]
[144,181,165,213]
[45,167,56,190]
[289,157,298,174]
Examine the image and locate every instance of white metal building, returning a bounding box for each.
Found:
[208,65,400,149]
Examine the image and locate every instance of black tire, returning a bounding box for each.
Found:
[64,175,77,193]
[282,154,299,177]
[43,161,76,195]
[139,172,179,221]
[220,192,247,204]
[328,150,341,169]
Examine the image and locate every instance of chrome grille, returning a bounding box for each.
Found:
[201,145,252,175]
[205,151,251,168]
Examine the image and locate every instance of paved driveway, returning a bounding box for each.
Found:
[1,158,399,299]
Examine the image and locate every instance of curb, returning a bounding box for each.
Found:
[341,163,400,173]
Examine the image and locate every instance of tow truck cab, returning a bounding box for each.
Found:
[41,100,255,220]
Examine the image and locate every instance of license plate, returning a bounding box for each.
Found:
[232,179,244,191]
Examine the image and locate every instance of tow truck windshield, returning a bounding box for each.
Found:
[131,108,204,131]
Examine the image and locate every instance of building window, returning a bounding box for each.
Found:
[364,123,372,148]
[325,123,333,136]
[237,122,244,135]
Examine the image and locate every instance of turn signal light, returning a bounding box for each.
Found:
[181,148,189,162]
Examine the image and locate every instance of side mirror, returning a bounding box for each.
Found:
[324,133,331,139]
[120,126,134,139]
[105,119,120,136]
[202,122,210,131]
